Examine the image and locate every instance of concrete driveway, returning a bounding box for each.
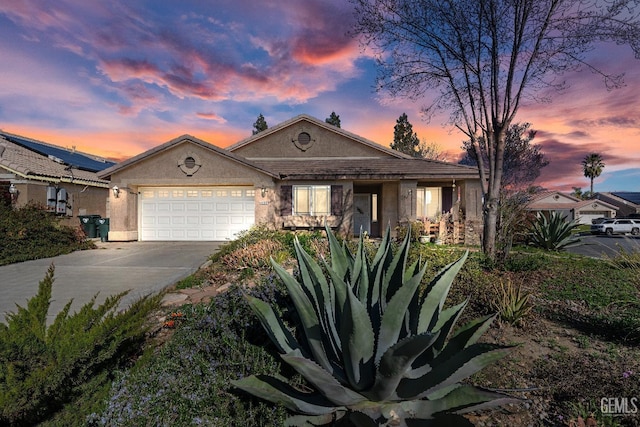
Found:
[0,241,221,322]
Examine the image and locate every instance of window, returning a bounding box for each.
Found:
[293,185,330,215]
[416,187,442,219]
[372,194,378,222]
[187,190,199,197]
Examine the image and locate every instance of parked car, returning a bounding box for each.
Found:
[591,217,610,224]
[590,219,640,235]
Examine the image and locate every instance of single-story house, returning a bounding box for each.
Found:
[595,192,640,218]
[0,131,113,225]
[526,191,618,224]
[99,114,483,243]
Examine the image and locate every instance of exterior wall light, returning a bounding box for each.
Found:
[8,183,18,202]
[261,186,267,197]
[112,185,120,198]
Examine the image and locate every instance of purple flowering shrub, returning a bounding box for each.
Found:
[88,274,295,426]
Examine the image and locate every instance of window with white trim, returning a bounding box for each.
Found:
[416,187,442,219]
[293,185,331,215]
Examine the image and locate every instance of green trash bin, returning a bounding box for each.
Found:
[96,218,110,242]
[79,215,100,238]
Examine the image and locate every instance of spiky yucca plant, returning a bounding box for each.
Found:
[232,226,517,426]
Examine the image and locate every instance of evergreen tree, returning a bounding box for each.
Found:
[252,113,268,135]
[390,113,420,157]
[460,122,548,191]
[582,153,605,196]
[325,112,341,127]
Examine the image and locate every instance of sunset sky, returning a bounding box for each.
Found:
[1,1,639,192]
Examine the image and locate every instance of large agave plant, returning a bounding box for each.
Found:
[528,211,580,250]
[232,226,517,426]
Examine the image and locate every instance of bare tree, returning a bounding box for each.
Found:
[351,0,640,258]
[417,140,447,161]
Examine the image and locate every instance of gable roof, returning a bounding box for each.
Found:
[98,134,279,179]
[227,114,411,159]
[527,191,618,211]
[0,131,115,173]
[529,190,581,203]
[0,135,109,187]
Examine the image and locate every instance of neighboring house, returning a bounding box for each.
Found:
[595,192,640,218]
[0,131,113,224]
[527,191,618,224]
[99,114,483,242]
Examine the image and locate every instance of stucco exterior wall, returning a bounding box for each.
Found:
[463,180,483,221]
[232,122,396,159]
[107,141,275,240]
[381,182,399,236]
[7,179,107,227]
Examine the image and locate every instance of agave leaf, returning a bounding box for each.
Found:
[326,223,350,280]
[322,258,348,350]
[371,224,391,267]
[407,385,520,417]
[417,252,468,334]
[368,239,392,332]
[294,238,341,363]
[376,261,429,364]
[231,374,337,415]
[437,314,497,361]
[351,232,365,297]
[245,295,300,354]
[271,258,334,374]
[341,283,376,390]
[382,226,412,305]
[396,343,514,399]
[405,413,474,426]
[281,349,368,406]
[285,411,347,427]
[429,300,468,355]
[367,332,439,402]
[420,385,521,414]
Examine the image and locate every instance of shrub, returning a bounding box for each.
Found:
[90,275,292,426]
[0,202,94,265]
[491,279,533,326]
[221,239,285,270]
[0,264,162,426]
[527,212,580,251]
[233,226,517,425]
[395,220,425,242]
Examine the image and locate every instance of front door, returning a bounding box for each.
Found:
[353,194,370,236]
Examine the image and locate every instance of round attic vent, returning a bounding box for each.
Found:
[178,153,201,176]
[298,132,311,145]
[292,129,315,151]
[184,156,196,169]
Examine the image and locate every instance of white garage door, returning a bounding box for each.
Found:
[139,187,255,241]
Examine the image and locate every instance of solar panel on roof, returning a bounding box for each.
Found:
[1,133,115,172]
[612,192,640,205]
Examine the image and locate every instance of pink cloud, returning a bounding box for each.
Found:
[195,112,226,123]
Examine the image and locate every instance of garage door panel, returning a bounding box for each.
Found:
[139,186,254,241]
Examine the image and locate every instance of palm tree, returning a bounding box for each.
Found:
[582,153,605,196]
